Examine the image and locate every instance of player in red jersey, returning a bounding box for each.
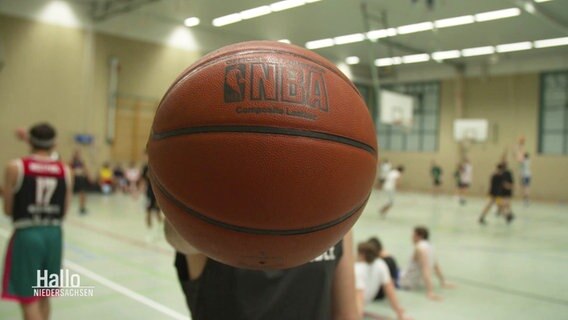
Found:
[2,123,73,320]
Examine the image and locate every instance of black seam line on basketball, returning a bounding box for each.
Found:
[149,169,369,236]
[151,126,376,154]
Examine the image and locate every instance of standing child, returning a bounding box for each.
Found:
[2,123,73,320]
[379,165,404,217]
[518,152,531,206]
[457,159,472,205]
[479,163,504,225]
[141,161,162,241]
[70,150,90,214]
[500,162,515,224]
[378,159,392,189]
[430,161,443,196]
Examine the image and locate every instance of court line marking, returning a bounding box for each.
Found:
[67,218,172,256]
[0,228,189,320]
[450,275,568,306]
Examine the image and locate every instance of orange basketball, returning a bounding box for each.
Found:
[148,41,377,269]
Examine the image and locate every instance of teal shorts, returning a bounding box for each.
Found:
[2,226,63,304]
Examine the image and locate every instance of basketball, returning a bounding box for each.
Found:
[147,41,377,269]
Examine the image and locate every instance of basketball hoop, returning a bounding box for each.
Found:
[458,137,474,160]
[393,118,413,134]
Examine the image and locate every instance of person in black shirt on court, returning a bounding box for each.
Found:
[499,162,515,224]
[479,163,515,225]
[165,219,359,320]
[367,237,399,298]
[479,164,504,225]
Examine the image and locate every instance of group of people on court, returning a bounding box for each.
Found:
[377,148,531,225]
[1,122,530,320]
[81,160,143,197]
[67,149,162,231]
[354,226,454,320]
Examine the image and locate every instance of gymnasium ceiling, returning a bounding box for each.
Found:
[1,0,568,79]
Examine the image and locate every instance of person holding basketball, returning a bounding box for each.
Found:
[2,123,73,320]
[165,220,359,320]
[151,41,375,320]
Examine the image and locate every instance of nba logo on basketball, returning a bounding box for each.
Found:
[223,63,329,111]
[224,64,247,102]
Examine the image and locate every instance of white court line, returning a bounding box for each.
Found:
[0,228,189,320]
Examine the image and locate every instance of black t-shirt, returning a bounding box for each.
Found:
[489,173,502,196]
[500,170,514,197]
[374,255,399,300]
[175,241,343,320]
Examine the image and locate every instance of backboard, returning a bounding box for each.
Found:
[453,119,489,142]
[380,90,414,128]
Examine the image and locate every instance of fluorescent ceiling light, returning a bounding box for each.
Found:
[240,6,271,19]
[375,57,402,67]
[270,0,305,12]
[432,50,461,61]
[334,33,365,45]
[167,26,198,50]
[475,8,521,22]
[346,56,360,65]
[305,38,334,49]
[402,53,430,63]
[496,41,532,53]
[278,39,291,44]
[366,28,397,40]
[434,15,474,28]
[523,2,536,14]
[212,13,242,26]
[367,35,564,68]
[461,46,495,57]
[184,17,200,27]
[534,37,568,48]
[397,22,434,34]
[534,0,554,2]
[39,0,81,27]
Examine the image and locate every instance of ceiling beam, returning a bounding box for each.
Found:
[513,0,568,33]
[360,1,464,70]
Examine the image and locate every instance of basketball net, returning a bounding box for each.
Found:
[393,119,413,134]
[391,112,413,134]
